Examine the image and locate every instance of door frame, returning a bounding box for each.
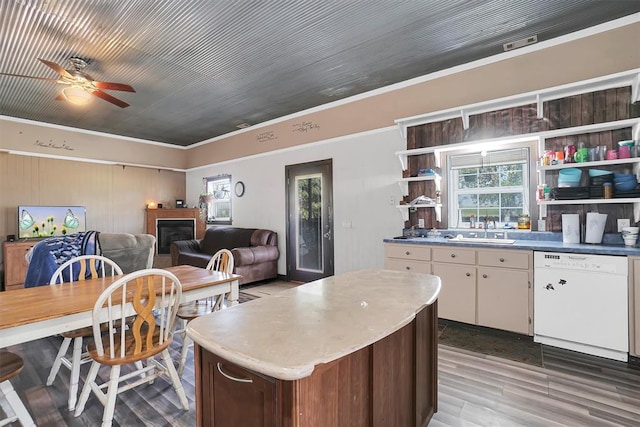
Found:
[285,159,334,282]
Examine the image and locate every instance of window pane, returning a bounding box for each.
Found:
[458,174,477,189]
[448,146,530,228]
[498,165,523,186]
[478,172,498,187]
[479,193,499,206]
[213,201,230,219]
[501,193,522,206]
[457,194,478,207]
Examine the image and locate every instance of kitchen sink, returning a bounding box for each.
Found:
[449,236,516,244]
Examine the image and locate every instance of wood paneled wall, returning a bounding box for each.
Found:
[406,87,640,231]
[0,152,186,282]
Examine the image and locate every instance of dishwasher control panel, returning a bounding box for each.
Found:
[534,252,627,275]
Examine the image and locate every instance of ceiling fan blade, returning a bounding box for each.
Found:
[93,81,135,92]
[92,89,130,108]
[38,58,73,79]
[0,72,60,83]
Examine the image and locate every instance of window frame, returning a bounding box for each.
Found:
[443,140,537,229]
[203,174,232,225]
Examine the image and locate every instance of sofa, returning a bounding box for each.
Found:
[24,232,156,287]
[170,226,279,285]
[98,233,156,273]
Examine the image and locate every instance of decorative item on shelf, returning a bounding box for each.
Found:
[564,145,576,164]
[517,213,531,230]
[175,199,184,208]
[147,202,157,209]
[417,168,437,177]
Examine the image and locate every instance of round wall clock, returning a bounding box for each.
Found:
[234,181,245,197]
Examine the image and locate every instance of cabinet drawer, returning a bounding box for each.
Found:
[385,244,431,261]
[431,247,475,265]
[477,249,530,270]
[385,258,431,274]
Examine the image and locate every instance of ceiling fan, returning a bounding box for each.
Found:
[0,57,135,108]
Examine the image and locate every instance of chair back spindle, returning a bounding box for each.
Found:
[92,269,182,362]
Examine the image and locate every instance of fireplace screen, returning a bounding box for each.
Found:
[156,219,196,254]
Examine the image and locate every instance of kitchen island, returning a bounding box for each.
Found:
[187,268,442,427]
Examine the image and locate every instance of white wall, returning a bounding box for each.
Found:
[186,127,406,276]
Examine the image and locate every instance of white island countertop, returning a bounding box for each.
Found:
[187,268,441,381]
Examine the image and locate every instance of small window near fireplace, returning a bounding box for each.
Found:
[156,219,195,254]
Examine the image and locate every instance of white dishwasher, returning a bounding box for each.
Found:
[534,251,628,362]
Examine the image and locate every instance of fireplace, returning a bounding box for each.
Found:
[156,219,195,254]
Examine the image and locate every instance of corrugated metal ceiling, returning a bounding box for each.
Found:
[1,0,639,146]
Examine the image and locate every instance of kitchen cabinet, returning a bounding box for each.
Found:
[431,246,477,324]
[629,256,640,357]
[386,243,533,335]
[384,243,431,273]
[2,240,36,291]
[477,249,532,335]
[197,348,277,427]
[432,261,476,324]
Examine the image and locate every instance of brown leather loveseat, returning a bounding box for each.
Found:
[170,226,279,285]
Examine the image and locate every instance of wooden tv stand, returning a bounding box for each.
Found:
[3,240,37,291]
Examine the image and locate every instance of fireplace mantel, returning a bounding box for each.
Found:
[146,208,205,241]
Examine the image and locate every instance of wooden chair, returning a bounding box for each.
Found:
[46,255,124,411]
[176,249,234,377]
[0,351,36,427]
[73,268,189,426]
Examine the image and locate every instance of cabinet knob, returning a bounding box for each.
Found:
[405,266,410,270]
[482,274,488,278]
[405,251,410,255]
[450,254,456,258]
[499,258,505,262]
[466,272,471,277]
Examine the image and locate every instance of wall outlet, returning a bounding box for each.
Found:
[618,219,630,232]
[418,219,425,228]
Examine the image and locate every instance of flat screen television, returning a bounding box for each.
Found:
[17,205,87,239]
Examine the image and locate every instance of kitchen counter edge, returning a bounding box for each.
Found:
[383,237,640,256]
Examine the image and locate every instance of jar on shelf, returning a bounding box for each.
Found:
[517,214,531,230]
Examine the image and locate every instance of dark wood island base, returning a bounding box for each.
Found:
[194,302,438,427]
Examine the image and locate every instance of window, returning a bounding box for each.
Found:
[447,147,531,228]
[202,174,232,224]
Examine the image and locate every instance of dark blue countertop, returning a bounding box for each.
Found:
[383,232,640,256]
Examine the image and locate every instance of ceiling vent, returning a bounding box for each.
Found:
[236,123,251,129]
[503,35,538,52]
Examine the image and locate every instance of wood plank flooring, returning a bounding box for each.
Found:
[3,281,639,426]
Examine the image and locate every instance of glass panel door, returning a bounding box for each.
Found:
[286,159,333,282]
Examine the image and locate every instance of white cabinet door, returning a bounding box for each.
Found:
[432,263,476,324]
[477,267,530,334]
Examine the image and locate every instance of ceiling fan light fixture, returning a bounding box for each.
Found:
[62,86,92,105]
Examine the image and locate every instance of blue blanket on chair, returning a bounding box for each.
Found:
[24,231,101,288]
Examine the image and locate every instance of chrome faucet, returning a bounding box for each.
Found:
[482,216,496,238]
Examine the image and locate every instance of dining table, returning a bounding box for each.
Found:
[0,265,241,349]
